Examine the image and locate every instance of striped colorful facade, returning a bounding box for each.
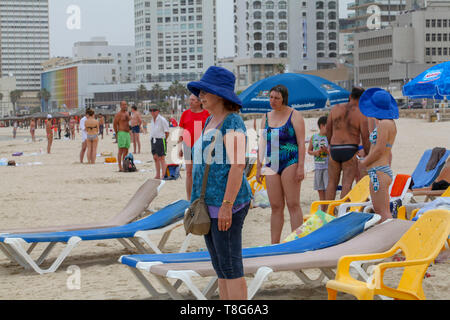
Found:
[41,67,79,111]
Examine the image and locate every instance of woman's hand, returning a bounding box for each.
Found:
[296,165,305,182]
[178,149,183,159]
[218,204,233,231]
[256,166,263,184]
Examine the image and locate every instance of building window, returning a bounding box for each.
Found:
[426,19,430,28]
[426,33,430,41]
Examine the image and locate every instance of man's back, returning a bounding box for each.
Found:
[327,103,365,146]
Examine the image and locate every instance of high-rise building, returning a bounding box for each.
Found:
[233,0,339,90]
[0,0,50,91]
[354,1,450,92]
[134,0,217,83]
[344,0,407,33]
[73,37,136,83]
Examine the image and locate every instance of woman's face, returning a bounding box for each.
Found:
[199,90,222,111]
[269,90,284,109]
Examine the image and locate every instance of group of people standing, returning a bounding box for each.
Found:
[175,66,399,300]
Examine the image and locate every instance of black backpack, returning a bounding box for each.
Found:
[123,156,137,172]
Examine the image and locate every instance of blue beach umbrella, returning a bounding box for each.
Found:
[402,61,450,100]
[239,73,350,114]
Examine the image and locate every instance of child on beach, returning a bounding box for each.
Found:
[308,116,329,210]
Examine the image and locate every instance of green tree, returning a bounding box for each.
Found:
[136,84,148,103]
[10,90,23,116]
[168,80,189,98]
[37,88,51,112]
[150,83,164,103]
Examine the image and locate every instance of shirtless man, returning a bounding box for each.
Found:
[30,118,36,142]
[325,87,370,200]
[113,101,131,172]
[46,115,53,154]
[130,106,143,154]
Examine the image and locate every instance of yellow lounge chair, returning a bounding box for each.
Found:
[305,175,371,220]
[326,209,450,300]
[246,162,266,195]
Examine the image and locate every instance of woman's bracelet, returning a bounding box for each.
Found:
[222,200,234,207]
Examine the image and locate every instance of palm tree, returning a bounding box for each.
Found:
[136,84,148,103]
[37,89,51,112]
[150,83,164,103]
[0,92,3,116]
[168,80,189,98]
[10,90,23,116]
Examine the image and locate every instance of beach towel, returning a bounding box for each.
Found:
[413,197,450,221]
[426,147,446,171]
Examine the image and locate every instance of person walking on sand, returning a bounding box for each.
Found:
[130,106,143,154]
[85,109,99,164]
[149,106,170,179]
[98,113,105,140]
[69,116,76,140]
[188,66,252,300]
[256,84,306,244]
[79,110,89,163]
[30,118,36,142]
[113,101,131,172]
[325,87,370,201]
[358,88,398,222]
[178,94,210,200]
[46,115,53,154]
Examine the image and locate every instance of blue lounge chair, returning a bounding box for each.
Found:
[0,200,190,274]
[411,149,450,190]
[119,212,380,298]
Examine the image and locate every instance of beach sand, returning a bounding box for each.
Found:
[0,118,448,300]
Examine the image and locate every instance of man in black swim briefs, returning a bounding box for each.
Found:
[325,87,371,201]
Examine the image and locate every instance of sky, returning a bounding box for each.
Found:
[49,0,350,59]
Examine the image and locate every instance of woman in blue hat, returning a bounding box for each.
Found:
[358,88,398,222]
[187,66,252,300]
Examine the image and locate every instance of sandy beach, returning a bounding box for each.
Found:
[0,117,448,300]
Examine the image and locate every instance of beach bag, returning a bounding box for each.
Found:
[184,121,224,236]
[105,157,117,163]
[164,164,181,180]
[123,154,137,172]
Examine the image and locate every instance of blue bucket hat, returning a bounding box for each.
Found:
[187,66,242,108]
[359,88,399,120]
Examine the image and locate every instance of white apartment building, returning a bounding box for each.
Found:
[233,0,339,89]
[73,37,136,83]
[0,0,50,91]
[354,1,450,92]
[134,0,217,83]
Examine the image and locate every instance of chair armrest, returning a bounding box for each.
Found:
[335,248,398,281]
[310,200,343,215]
[370,257,433,290]
[337,202,371,217]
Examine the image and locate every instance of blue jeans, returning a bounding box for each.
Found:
[203,204,250,280]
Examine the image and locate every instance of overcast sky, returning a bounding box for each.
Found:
[49,0,350,58]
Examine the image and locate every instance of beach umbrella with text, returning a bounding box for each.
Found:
[239,73,350,114]
[403,61,450,100]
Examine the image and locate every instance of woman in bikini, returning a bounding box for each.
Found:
[256,85,306,244]
[84,109,99,164]
[358,88,398,222]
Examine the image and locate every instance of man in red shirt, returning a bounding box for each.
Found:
[178,94,210,200]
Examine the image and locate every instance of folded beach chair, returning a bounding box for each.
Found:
[304,175,371,220]
[410,149,450,190]
[0,200,190,274]
[336,174,412,217]
[0,179,164,234]
[326,209,450,300]
[119,212,383,299]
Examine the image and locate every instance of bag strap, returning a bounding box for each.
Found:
[199,117,227,199]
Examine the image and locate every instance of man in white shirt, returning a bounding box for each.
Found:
[150,106,170,179]
[79,109,89,163]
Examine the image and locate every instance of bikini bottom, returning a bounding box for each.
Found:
[330,144,359,163]
[367,165,393,192]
